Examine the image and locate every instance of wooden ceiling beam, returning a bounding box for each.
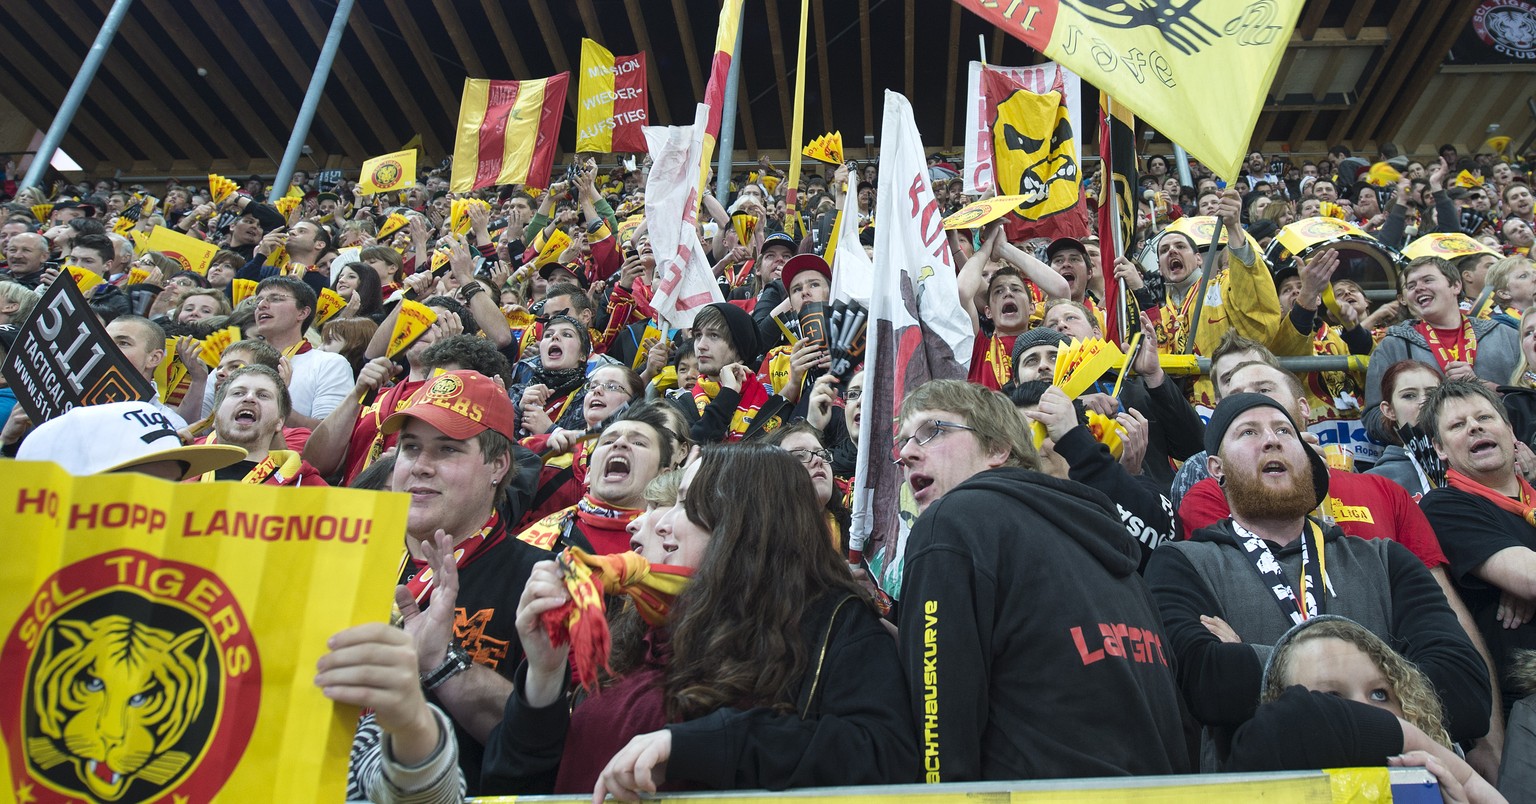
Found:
[670,0,707,101]
[859,0,875,150]
[298,0,445,157]
[1293,27,1392,47]
[1269,49,1301,101]
[1330,0,1423,145]
[574,0,607,49]
[382,0,461,124]
[624,0,674,126]
[1310,47,1349,101]
[812,0,835,138]
[234,0,385,157]
[1289,110,1322,150]
[1343,1,1377,39]
[528,0,580,117]
[277,0,416,156]
[0,57,115,167]
[942,2,962,150]
[1379,0,1482,140]
[479,0,533,78]
[430,0,487,78]
[763,0,796,148]
[0,5,176,168]
[199,1,365,158]
[1295,0,1331,40]
[130,0,286,162]
[1252,110,1278,149]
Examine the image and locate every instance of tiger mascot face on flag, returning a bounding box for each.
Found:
[27,614,213,801]
[992,89,1080,221]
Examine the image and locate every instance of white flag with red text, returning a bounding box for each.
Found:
[850,91,972,596]
[643,104,723,329]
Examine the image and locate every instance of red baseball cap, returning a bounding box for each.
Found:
[781,253,831,291]
[382,370,516,441]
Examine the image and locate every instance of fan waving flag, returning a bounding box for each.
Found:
[850,91,972,597]
[981,67,1089,243]
[450,74,570,192]
[577,39,648,153]
[358,149,417,194]
[955,0,1304,180]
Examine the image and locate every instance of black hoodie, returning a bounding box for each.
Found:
[897,467,1190,782]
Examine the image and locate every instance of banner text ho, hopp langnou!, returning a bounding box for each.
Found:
[15,487,375,544]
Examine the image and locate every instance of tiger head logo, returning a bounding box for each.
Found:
[27,615,210,801]
[1,551,260,803]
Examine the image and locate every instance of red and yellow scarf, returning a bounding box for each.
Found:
[692,374,771,441]
[1446,468,1536,526]
[542,546,694,691]
[401,511,505,607]
[1415,316,1477,372]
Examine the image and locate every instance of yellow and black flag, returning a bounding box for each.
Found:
[1097,93,1138,343]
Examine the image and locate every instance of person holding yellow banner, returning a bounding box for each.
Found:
[364,368,549,797]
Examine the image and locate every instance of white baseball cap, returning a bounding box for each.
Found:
[17,401,247,480]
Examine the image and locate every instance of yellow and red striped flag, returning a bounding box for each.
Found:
[577,39,648,153]
[698,0,746,194]
[450,74,570,192]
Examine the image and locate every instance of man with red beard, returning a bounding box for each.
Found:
[1146,393,1491,768]
[958,224,1071,389]
[192,365,326,485]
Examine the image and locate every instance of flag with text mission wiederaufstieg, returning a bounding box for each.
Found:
[955,0,1304,180]
[577,39,648,153]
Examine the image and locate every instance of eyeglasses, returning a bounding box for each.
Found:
[843,388,863,402]
[787,447,832,466]
[254,294,293,307]
[891,419,975,463]
[585,380,628,394]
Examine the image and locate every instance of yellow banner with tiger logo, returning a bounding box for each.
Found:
[0,461,405,803]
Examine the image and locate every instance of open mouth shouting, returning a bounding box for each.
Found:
[1469,437,1499,459]
[602,454,632,484]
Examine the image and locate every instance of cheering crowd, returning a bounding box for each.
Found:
[1,139,1535,803]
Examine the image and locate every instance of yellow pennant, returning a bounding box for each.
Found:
[535,229,571,267]
[314,288,347,326]
[275,195,302,220]
[230,278,258,306]
[29,203,53,224]
[65,266,103,294]
[198,326,243,367]
[387,299,439,357]
[126,266,150,286]
[376,212,409,241]
[802,131,844,165]
[208,173,239,203]
[731,212,757,246]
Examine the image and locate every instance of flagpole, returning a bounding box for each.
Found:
[270,0,355,202]
[1180,219,1226,355]
[1173,143,1194,189]
[21,0,136,190]
[713,21,747,211]
[784,0,811,236]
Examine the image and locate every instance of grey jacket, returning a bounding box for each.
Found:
[1362,317,1520,440]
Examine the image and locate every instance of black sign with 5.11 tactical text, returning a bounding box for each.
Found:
[1,277,152,423]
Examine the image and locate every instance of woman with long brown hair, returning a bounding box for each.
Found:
[481,443,915,797]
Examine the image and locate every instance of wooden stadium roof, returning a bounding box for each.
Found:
[0,0,1529,178]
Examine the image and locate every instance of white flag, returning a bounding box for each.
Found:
[849,91,973,595]
[643,104,723,329]
[828,175,872,307]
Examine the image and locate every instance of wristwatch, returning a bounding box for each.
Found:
[421,644,472,691]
